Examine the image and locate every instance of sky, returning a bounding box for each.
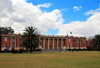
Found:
[0,0,100,37]
[27,0,99,22]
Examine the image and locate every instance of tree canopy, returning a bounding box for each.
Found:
[0,27,14,34]
[22,26,39,53]
[92,35,100,50]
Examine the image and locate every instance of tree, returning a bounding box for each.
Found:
[0,27,14,34]
[92,35,100,50]
[22,26,39,53]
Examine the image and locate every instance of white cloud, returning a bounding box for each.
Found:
[58,6,100,37]
[61,8,67,12]
[0,0,100,37]
[37,3,52,8]
[0,0,63,33]
[0,0,14,27]
[73,6,82,11]
[85,6,100,15]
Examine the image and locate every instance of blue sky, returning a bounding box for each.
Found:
[26,0,100,35]
[27,0,100,23]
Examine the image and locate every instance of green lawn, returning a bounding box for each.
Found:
[0,51,100,68]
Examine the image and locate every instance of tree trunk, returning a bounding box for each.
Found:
[30,41,32,53]
[30,47,32,53]
[26,46,28,52]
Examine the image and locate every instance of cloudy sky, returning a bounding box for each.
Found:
[0,0,100,37]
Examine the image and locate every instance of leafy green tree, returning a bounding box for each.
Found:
[0,27,14,34]
[22,26,39,53]
[92,35,100,50]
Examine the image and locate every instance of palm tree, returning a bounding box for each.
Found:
[22,26,39,53]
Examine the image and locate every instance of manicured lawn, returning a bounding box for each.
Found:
[0,51,100,68]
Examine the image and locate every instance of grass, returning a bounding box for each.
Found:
[0,51,100,68]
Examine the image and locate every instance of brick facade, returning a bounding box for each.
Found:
[0,34,91,51]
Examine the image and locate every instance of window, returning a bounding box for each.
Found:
[45,39,47,41]
[40,38,43,42]
[69,44,71,48]
[62,39,65,46]
[73,44,75,47]
[12,44,15,48]
[63,39,65,42]
[83,44,85,47]
[69,39,71,42]
[12,39,15,42]
[54,39,57,42]
[78,44,80,47]
[83,40,85,43]
[4,44,7,47]
[50,45,52,49]
[19,38,22,41]
[78,39,80,42]
[73,39,75,42]
[50,39,53,42]
[58,44,61,48]
[4,37,7,41]
[19,44,22,47]
[59,39,61,42]
[83,40,85,47]
[45,45,48,49]
[41,45,43,48]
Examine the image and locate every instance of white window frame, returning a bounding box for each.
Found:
[4,37,7,41]
[69,39,71,42]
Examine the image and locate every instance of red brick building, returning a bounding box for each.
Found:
[39,35,87,50]
[0,34,92,51]
[1,34,23,51]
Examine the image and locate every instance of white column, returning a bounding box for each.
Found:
[53,38,54,49]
